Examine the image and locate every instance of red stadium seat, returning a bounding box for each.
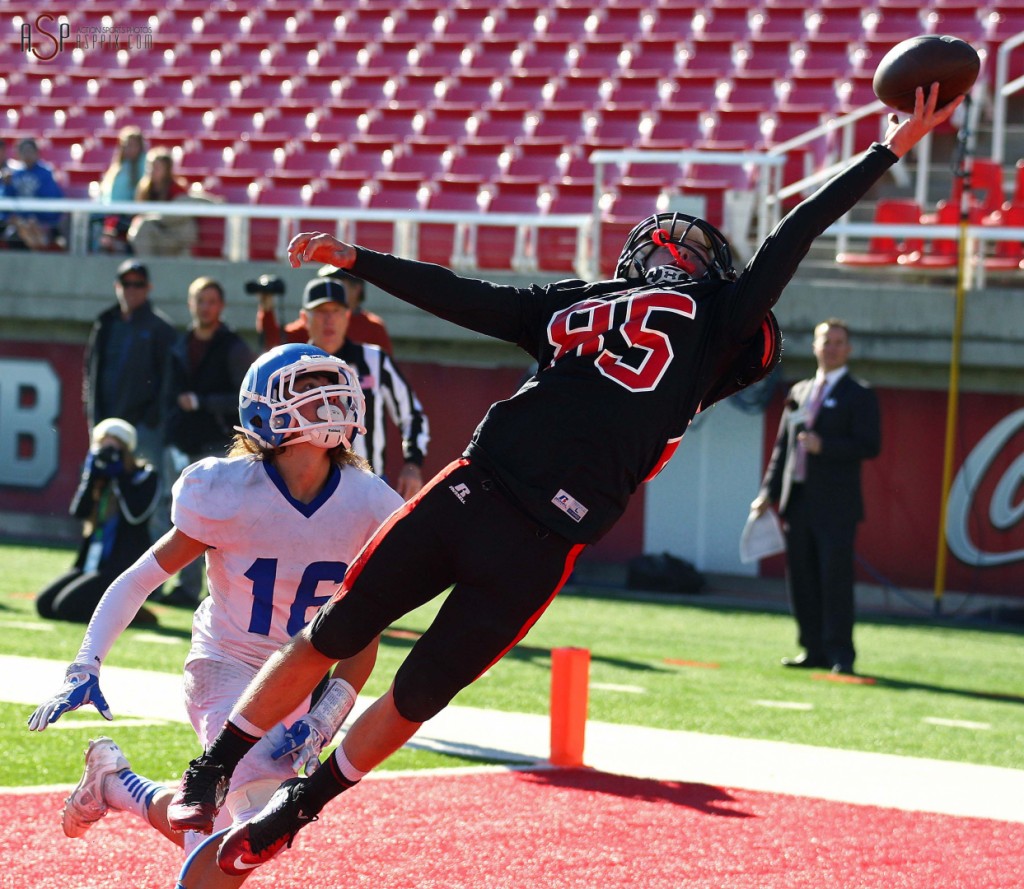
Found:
[718,74,779,112]
[835,198,923,266]
[419,175,485,266]
[489,5,546,39]
[792,37,852,78]
[537,178,596,272]
[629,38,686,77]
[739,39,795,78]
[365,103,423,140]
[982,203,1024,273]
[420,103,477,140]
[444,73,501,106]
[448,139,510,181]
[390,137,452,179]
[476,177,544,270]
[898,201,963,270]
[640,107,709,149]
[545,73,605,108]
[606,74,664,107]
[505,139,567,182]
[698,109,768,151]
[500,72,553,107]
[474,105,531,141]
[354,173,425,255]
[682,37,736,78]
[531,105,591,143]
[590,104,647,146]
[570,36,630,76]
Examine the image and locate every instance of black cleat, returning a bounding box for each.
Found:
[217,777,319,875]
[167,755,229,834]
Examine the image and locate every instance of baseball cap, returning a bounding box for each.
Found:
[302,278,348,309]
[92,417,138,452]
[117,259,149,282]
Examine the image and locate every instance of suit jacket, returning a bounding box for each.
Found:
[760,371,881,523]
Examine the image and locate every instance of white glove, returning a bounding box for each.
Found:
[28,663,112,731]
[270,677,356,775]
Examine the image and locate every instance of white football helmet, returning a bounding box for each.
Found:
[236,344,366,450]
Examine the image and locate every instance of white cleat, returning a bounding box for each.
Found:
[62,737,129,839]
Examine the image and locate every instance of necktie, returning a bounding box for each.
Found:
[793,379,826,482]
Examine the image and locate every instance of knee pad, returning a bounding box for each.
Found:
[224,778,284,826]
[392,653,469,723]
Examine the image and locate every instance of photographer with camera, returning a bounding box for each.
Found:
[36,419,161,624]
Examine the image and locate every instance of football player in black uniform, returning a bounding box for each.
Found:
[162,86,960,874]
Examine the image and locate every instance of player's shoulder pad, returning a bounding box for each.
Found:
[172,456,264,543]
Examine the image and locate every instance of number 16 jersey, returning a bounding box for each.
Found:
[172,456,403,670]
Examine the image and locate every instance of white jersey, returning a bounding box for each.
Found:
[173,455,402,670]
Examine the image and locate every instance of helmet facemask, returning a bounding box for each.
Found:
[237,351,366,451]
[616,212,736,284]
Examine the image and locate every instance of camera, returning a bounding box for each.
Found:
[244,274,286,296]
[92,444,124,478]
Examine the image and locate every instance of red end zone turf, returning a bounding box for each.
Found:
[2,769,1021,888]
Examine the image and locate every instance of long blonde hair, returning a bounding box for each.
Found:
[227,433,369,470]
[100,126,146,197]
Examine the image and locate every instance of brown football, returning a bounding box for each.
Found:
[872,35,980,113]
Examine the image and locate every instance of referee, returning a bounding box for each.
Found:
[299,277,428,499]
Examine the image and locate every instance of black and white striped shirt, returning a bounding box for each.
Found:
[337,339,429,480]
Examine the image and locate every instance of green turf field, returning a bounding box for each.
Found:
[3,541,1023,787]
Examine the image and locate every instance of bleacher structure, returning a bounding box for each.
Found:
[2,0,1023,275]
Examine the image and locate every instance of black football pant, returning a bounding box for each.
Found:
[309,458,584,722]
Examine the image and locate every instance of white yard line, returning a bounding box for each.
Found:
[5,655,1023,822]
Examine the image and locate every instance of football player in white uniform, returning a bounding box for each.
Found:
[28,343,403,888]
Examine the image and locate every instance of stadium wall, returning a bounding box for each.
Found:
[0,252,1022,596]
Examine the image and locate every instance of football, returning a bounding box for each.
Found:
[872,35,981,113]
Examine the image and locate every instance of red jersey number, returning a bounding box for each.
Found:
[547,291,696,393]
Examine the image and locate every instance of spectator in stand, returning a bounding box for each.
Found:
[160,276,255,608]
[127,148,197,257]
[84,259,178,468]
[36,419,160,623]
[96,126,147,254]
[0,138,20,183]
[1,137,65,250]
[257,267,393,354]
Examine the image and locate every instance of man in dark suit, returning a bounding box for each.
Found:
[752,318,880,675]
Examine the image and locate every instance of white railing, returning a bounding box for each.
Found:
[991,30,1024,165]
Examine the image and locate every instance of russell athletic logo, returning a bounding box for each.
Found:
[449,483,471,503]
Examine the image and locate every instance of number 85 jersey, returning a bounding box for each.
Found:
[172,455,403,670]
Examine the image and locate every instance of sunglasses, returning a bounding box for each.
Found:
[119,279,148,289]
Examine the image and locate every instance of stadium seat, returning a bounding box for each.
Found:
[532,105,592,143]
[590,104,648,146]
[516,37,574,75]
[420,103,478,140]
[682,37,736,78]
[718,75,779,113]
[365,103,423,140]
[505,139,567,182]
[416,37,474,74]
[606,74,664,107]
[982,203,1024,273]
[777,73,841,114]
[640,107,709,149]
[694,6,753,42]
[474,105,531,141]
[500,72,553,107]
[476,177,544,270]
[448,139,510,181]
[537,178,596,272]
[490,5,546,39]
[278,144,340,176]
[337,138,395,178]
[948,159,1006,219]
[898,201,965,270]
[364,39,420,73]
[354,172,425,255]
[677,159,754,227]
[390,6,444,40]
[806,5,865,40]
[570,36,630,76]
[629,38,686,77]
[444,73,501,106]
[390,137,452,179]
[739,39,795,78]
[699,109,768,150]
[835,198,923,266]
[391,72,446,105]
[545,73,605,108]
[337,73,394,107]
[792,37,852,77]
[749,7,807,41]
[419,174,485,266]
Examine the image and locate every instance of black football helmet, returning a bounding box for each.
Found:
[615,212,736,283]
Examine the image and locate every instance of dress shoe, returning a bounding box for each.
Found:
[781,653,828,669]
[831,663,855,676]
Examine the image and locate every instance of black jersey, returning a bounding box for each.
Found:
[352,143,897,542]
